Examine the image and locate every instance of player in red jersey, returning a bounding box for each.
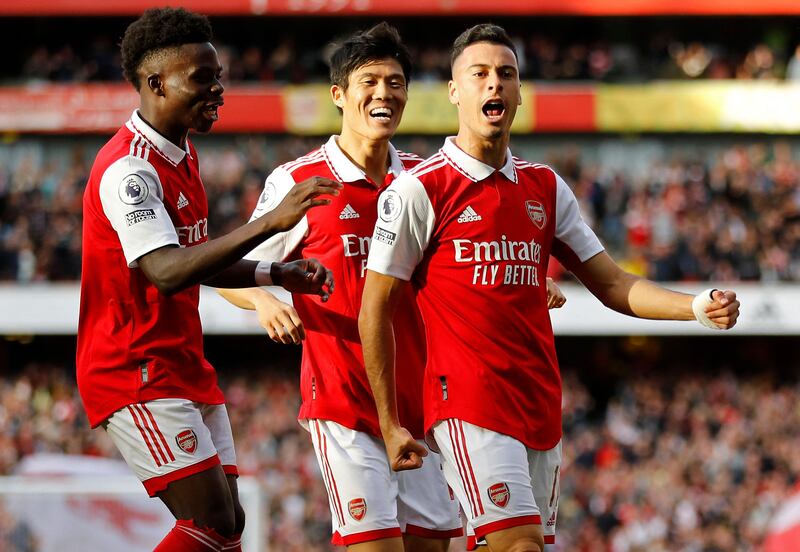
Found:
[77,8,340,552]
[359,24,741,552]
[218,24,475,552]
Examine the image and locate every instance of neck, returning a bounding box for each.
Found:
[138,105,188,148]
[454,129,509,169]
[337,129,391,184]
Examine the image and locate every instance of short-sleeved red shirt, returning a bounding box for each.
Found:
[367,138,604,450]
[245,137,427,437]
[77,111,223,427]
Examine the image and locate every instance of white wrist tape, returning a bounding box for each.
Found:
[254,261,274,287]
[692,288,721,330]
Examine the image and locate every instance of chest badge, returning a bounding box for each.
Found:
[525,200,547,230]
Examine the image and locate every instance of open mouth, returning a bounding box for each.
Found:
[482,99,506,121]
[202,100,224,120]
[369,106,393,122]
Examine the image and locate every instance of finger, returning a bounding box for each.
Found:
[277,314,302,344]
[311,260,326,284]
[711,289,735,307]
[304,183,342,198]
[273,322,293,345]
[305,198,333,208]
[326,269,334,294]
[394,454,423,471]
[265,326,279,342]
[286,310,305,341]
[705,301,740,319]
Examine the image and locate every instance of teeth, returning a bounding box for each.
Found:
[370,107,392,118]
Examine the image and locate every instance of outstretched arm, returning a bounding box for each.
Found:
[138,177,340,295]
[358,270,428,471]
[570,251,739,328]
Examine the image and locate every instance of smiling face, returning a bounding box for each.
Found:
[331,57,408,143]
[149,42,225,135]
[449,41,521,143]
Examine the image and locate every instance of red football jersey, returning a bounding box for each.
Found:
[245,136,426,437]
[367,138,604,450]
[77,110,223,428]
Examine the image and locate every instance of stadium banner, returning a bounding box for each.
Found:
[3,0,800,15]
[597,82,800,133]
[0,283,796,336]
[5,82,800,134]
[0,84,286,133]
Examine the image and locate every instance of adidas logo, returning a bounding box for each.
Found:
[177,192,189,209]
[457,205,482,223]
[339,204,360,220]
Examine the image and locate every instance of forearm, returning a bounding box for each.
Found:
[216,282,270,310]
[140,216,280,295]
[359,305,401,433]
[574,252,694,320]
[625,278,695,320]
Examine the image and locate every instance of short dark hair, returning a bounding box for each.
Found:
[121,7,213,90]
[450,24,517,68]
[328,22,412,90]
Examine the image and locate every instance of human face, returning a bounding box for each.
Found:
[158,42,225,135]
[449,41,521,142]
[332,58,408,143]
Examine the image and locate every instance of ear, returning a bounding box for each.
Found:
[146,73,165,97]
[448,79,458,106]
[518,82,523,106]
[330,84,345,109]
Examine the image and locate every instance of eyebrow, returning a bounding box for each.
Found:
[466,64,518,72]
[357,72,406,80]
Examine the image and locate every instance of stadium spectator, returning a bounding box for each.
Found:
[7,27,800,84]
[2,138,798,283]
[0,355,797,550]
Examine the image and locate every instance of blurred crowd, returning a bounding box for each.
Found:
[13,36,800,85]
[0,342,797,551]
[7,24,800,85]
[1,137,798,282]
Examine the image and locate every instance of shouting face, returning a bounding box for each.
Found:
[449,41,521,142]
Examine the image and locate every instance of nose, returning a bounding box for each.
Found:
[487,71,503,91]
[373,79,390,100]
[212,78,224,96]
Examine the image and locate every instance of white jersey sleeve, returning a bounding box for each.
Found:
[244,167,308,262]
[553,173,604,262]
[98,155,179,268]
[366,172,436,281]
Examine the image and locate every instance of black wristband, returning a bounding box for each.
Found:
[270,262,284,286]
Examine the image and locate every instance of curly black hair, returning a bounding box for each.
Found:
[328,22,412,91]
[120,7,213,90]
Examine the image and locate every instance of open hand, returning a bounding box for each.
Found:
[266,177,342,232]
[254,294,305,344]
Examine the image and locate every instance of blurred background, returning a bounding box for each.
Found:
[1,1,800,551]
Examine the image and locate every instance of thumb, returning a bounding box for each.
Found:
[711,289,728,306]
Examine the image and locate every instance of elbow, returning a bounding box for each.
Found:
[153,279,181,297]
[148,271,188,297]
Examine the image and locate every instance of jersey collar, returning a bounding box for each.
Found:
[322,135,404,184]
[127,110,190,166]
[440,136,518,184]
